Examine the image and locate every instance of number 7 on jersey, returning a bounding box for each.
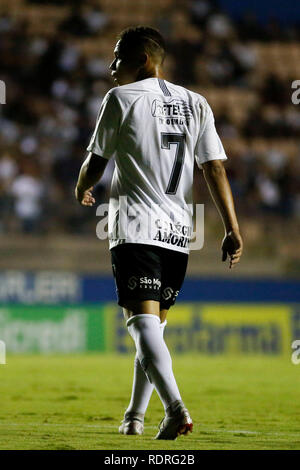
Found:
[161,133,186,195]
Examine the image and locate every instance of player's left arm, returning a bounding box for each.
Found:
[202,159,243,269]
[196,100,243,268]
[75,152,108,206]
[75,91,120,206]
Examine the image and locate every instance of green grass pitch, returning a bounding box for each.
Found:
[0,354,299,450]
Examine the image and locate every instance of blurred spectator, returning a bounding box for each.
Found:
[0,154,18,184]
[206,11,234,40]
[58,3,109,37]
[190,0,216,28]
[10,165,44,233]
[83,2,109,35]
[58,5,90,37]
[215,111,238,139]
[256,168,281,214]
[230,40,257,85]
[260,74,290,106]
[236,12,265,41]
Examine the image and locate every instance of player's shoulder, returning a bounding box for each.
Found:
[100,87,125,112]
[164,80,209,107]
[107,81,145,97]
[103,87,120,101]
[163,81,211,121]
[103,84,144,108]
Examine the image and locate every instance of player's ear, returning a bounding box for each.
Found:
[138,52,148,66]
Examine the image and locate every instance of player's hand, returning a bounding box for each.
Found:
[75,185,95,206]
[221,229,243,269]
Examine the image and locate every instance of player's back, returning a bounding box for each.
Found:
[87,77,227,253]
[110,77,207,210]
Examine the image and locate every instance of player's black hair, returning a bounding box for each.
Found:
[117,26,166,64]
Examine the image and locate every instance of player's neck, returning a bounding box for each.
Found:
[135,65,163,82]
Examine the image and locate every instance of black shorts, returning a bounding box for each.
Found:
[110,243,188,310]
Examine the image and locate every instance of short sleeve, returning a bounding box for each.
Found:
[86,91,120,159]
[194,101,227,169]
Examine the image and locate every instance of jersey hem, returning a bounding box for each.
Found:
[109,239,190,254]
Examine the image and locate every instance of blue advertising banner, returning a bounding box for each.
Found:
[0,271,299,304]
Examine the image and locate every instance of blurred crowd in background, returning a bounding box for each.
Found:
[0,0,299,236]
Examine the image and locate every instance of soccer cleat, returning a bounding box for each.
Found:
[119,411,144,435]
[155,400,193,440]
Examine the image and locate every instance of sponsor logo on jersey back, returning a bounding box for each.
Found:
[151,98,193,126]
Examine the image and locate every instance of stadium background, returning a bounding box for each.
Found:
[0,0,300,358]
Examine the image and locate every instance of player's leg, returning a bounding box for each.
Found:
[120,301,158,435]
[154,248,193,440]
[111,245,163,435]
[120,304,168,435]
[125,300,183,414]
[124,303,192,440]
[126,300,192,440]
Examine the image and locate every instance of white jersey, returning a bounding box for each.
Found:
[87,77,227,254]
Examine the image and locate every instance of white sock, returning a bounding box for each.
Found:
[126,320,167,415]
[127,314,181,411]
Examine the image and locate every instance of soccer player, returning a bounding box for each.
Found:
[75,26,243,440]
